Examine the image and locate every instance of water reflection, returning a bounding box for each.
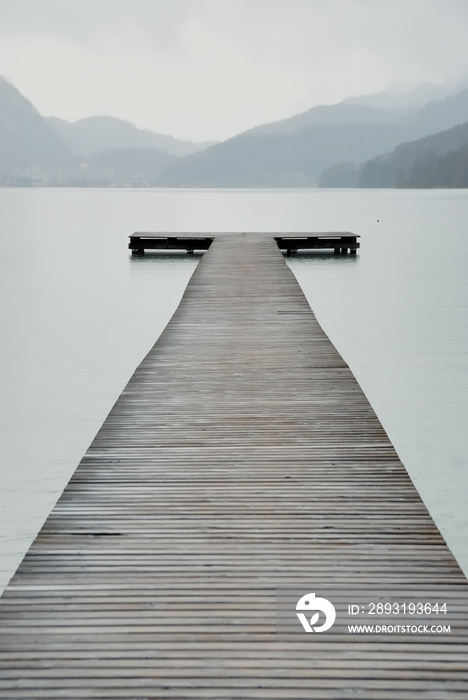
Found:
[129,251,205,262]
[282,250,360,262]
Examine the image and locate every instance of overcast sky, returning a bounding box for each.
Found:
[1,0,468,142]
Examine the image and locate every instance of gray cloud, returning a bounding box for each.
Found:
[1,0,468,140]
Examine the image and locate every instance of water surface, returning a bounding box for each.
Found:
[0,187,467,590]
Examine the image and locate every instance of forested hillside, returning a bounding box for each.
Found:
[320,121,468,188]
[358,122,468,187]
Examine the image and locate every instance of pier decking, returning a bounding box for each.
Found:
[0,233,467,699]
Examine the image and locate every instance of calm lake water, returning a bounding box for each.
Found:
[0,187,467,591]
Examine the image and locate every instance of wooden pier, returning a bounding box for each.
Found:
[0,233,467,699]
[128,231,360,256]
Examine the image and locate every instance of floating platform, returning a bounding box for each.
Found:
[129,232,360,255]
[129,234,214,255]
[275,233,359,255]
[0,232,467,699]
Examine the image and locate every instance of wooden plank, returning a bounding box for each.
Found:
[0,233,467,699]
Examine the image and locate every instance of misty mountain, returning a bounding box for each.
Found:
[4,71,468,188]
[406,88,468,137]
[160,85,468,186]
[47,116,217,159]
[0,76,77,179]
[342,82,455,110]
[242,83,467,137]
[0,75,215,184]
[161,124,405,187]
[243,103,409,136]
[356,121,468,187]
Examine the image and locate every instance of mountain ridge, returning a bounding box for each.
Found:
[47,115,217,159]
[158,87,468,186]
[2,73,468,187]
[0,76,77,179]
[0,74,217,184]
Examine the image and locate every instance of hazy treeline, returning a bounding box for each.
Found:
[320,122,468,187]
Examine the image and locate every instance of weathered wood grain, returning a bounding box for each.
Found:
[0,233,467,699]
